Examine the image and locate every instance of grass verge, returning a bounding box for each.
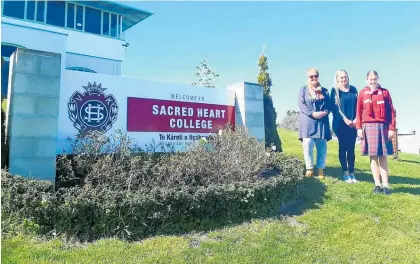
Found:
[2,129,420,263]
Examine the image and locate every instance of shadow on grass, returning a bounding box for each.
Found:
[326,166,420,194]
[397,159,420,165]
[279,178,326,216]
[392,186,420,195]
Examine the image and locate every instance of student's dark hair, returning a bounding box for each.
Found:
[367,70,379,78]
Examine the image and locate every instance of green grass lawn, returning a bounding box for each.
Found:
[2,129,420,264]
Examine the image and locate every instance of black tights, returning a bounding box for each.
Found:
[337,126,357,173]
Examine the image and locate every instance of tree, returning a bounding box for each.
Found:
[280,110,300,131]
[192,59,219,88]
[257,46,282,152]
[1,56,7,168]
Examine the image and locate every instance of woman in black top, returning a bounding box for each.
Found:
[330,69,358,183]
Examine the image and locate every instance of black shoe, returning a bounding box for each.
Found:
[373,186,383,194]
[383,187,391,196]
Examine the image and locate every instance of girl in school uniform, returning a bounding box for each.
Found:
[356,70,396,195]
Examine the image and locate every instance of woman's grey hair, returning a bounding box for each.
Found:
[306,68,321,88]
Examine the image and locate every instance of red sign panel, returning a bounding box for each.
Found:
[127,97,235,133]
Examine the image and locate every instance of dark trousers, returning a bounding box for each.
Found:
[336,124,357,173]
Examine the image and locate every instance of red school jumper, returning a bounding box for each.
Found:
[355,86,396,131]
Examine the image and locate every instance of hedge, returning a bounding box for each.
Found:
[1,127,304,241]
[2,166,302,241]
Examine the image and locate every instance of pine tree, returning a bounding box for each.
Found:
[1,56,7,168]
[257,46,282,151]
[192,59,219,88]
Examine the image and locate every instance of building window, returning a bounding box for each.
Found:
[1,60,10,98]
[75,5,84,30]
[3,1,25,19]
[26,1,36,21]
[110,13,118,38]
[1,44,26,98]
[2,1,123,40]
[102,12,110,36]
[66,67,96,73]
[36,0,46,23]
[85,7,101,35]
[67,3,75,29]
[46,1,65,27]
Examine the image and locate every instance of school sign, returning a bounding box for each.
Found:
[6,49,265,181]
[57,70,237,153]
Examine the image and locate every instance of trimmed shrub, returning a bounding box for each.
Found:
[154,126,273,187]
[56,129,159,190]
[1,171,54,236]
[57,127,279,190]
[2,126,304,241]
[2,169,302,241]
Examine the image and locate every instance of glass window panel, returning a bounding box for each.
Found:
[3,1,25,19]
[46,1,65,27]
[67,67,96,73]
[1,60,10,98]
[118,15,121,36]
[0,44,17,98]
[36,1,46,23]
[75,5,83,30]
[102,12,109,36]
[26,1,36,20]
[110,13,117,38]
[84,7,101,35]
[67,3,75,28]
[1,45,18,58]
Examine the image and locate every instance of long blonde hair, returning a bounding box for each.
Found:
[334,69,350,90]
[333,69,350,118]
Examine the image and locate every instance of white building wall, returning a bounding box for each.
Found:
[65,53,121,75]
[1,21,67,56]
[2,20,68,104]
[397,135,420,155]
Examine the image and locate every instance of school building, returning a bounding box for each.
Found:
[1,0,153,96]
[1,1,267,182]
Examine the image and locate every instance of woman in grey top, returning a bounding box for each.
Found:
[298,68,332,178]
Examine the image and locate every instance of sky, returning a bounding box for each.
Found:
[120,1,420,134]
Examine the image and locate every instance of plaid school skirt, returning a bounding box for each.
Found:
[361,123,394,156]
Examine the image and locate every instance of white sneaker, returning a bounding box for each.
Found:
[343,175,353,183]
[350,175,358,183]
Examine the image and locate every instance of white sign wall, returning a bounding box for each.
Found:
[57,70,236,153]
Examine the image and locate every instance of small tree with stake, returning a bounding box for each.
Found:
[257,45,282,152]
[1,56,8,168]
[192,59,219,88]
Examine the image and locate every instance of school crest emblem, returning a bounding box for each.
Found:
[68,82,118,133]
